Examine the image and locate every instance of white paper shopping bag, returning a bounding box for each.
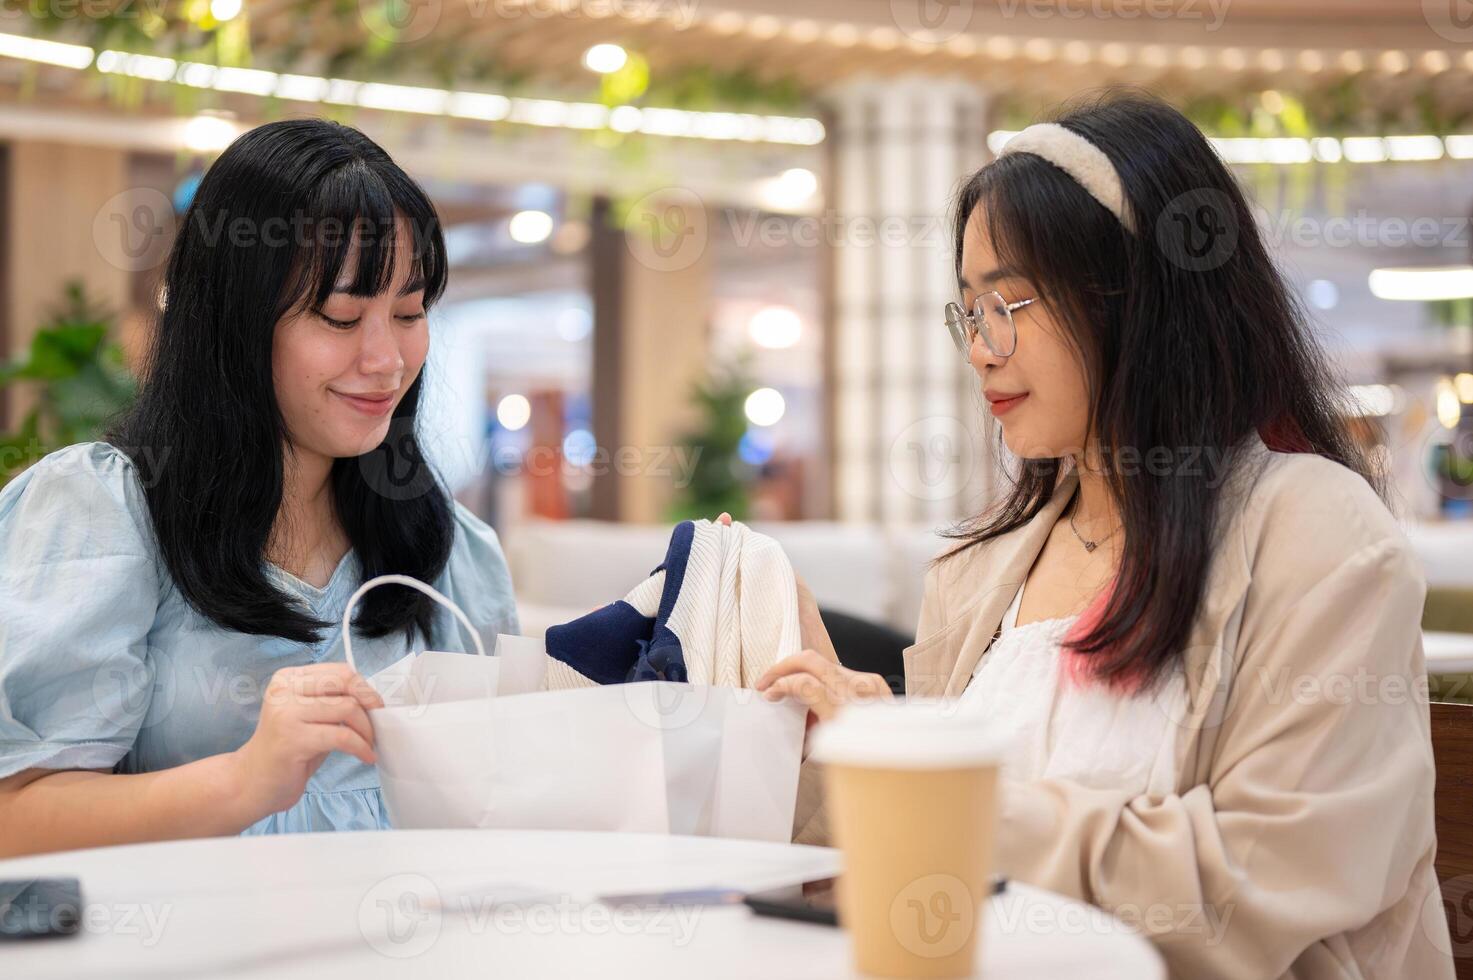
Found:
[344,576,807,841]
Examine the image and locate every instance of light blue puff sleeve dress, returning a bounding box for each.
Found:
[0,442,519,834]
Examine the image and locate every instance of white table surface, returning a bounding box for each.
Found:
[1426,631,1473,674]
[0,830,1164,979]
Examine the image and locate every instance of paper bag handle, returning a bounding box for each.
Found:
[341,574,489,674]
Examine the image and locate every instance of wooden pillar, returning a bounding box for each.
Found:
[4,141,133,438]
[589,193,713,524]
[590,196,624,522]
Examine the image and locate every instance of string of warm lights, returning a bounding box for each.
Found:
[696,11,1469,75]
[4,23,1469,156]
[0,31,826,146]
[4,7,1466,79]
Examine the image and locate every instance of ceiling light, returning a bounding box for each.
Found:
[508,210,555,245]
[583,44,628,74]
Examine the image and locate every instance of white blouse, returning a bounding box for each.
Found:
[957,581,1189,798]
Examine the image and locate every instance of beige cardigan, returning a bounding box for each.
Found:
[794,440,1454,979]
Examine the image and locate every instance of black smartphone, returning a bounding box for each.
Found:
[0,878,83,941]
[744,875,842,925]
[744,875,1008,927]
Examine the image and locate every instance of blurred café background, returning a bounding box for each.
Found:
[2,0,1473,641]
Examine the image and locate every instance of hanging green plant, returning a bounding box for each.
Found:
[641,66,806,114]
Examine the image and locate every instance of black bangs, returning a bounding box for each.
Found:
[280,158,448,322]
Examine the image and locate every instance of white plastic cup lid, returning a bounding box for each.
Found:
[808,698,1002,770]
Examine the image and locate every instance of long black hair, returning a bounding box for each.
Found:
[944,91,1375,692]
[109,118,453,644]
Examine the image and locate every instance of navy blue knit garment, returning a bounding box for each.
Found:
[543,520,696,684]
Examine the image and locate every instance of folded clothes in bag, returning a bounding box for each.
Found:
[541,518,803,690]
[356,519,808,840]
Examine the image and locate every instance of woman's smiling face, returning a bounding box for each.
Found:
[959,207,1092,460]
[271,218,430,460]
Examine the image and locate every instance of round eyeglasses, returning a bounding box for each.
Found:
[944,291,1037,359]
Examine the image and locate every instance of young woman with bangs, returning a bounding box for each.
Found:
[0,120,518,853]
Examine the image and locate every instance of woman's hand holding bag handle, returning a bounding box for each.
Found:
[341,574,495,709]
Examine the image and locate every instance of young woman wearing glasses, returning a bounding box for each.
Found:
[755,94,1451,978]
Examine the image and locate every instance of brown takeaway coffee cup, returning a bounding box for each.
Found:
[810,700,1001,978]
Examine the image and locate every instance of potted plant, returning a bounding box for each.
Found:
[0,281,137,485]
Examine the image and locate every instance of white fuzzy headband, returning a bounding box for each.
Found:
[999,123,1136,234]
